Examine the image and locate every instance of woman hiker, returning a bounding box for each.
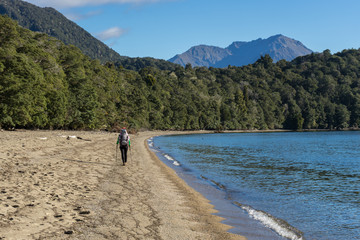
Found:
[117,127,131,166]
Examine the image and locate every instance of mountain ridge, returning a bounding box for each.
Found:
[0,0,126,63]
[0,0,181,70]
[169,34,313,67]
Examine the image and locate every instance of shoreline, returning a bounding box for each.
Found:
[151,130,360,240]
[143,131,246,239]
[148,131,294,240]
[0,130,245,239]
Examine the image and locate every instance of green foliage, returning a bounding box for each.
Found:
[0,15,359,131]
[116,57,178,71]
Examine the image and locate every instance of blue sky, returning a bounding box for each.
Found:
[24,0,360,60]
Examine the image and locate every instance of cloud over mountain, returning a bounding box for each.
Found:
[96,27,127,41]
[65,10,102,21]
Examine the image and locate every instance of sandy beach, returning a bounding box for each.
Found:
[0,130,245,240]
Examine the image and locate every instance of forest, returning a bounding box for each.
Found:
[1,15,359,131]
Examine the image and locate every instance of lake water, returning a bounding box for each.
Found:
[149,131,360,240]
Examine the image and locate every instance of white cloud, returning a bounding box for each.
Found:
[96,27,127,41]
[23,0,170,9]
[65,10,102,21]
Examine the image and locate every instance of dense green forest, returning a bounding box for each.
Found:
[0,15,359,130]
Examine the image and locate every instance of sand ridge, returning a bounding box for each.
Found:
[0,130,245,240]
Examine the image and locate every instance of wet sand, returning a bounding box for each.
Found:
[0,130,245,240]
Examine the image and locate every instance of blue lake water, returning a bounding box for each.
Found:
[149,131,360,240]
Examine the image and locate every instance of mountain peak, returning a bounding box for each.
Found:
[273,33,285,37]
[169,35,312,67]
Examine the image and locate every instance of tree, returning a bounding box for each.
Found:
[334,104,350,129]
[284,100,304,130]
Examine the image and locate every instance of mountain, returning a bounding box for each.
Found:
[169,35,313,67]
[168,45,231,67]
[0,0,126,63]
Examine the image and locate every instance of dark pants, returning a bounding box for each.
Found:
[120,145,128,164]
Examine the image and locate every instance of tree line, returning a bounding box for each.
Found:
[0,15,359,131]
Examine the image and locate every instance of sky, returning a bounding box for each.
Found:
[23,0,360,60]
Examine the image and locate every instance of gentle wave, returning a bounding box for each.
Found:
[235,202,304,240]
[164,154,174,161]
[148,139,180,166]
[201,174,303,239]
[148,140,154,147]
[163,153,180,165]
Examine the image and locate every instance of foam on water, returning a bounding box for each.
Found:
[236,202,304,240]
[148,139,180,166]
[164,154,180,166]
[201,173,304,240]
[164,154,174,161]
[147,138,155,147]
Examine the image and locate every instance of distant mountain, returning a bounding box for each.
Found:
[0,0,126,63]
[169,35,313,67]
[169,45,231,67]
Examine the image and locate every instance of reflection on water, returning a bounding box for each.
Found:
[154,131,360,240]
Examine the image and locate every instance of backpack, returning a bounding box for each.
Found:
[120,130,128,147]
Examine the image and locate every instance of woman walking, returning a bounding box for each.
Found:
[117,127,131,166]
